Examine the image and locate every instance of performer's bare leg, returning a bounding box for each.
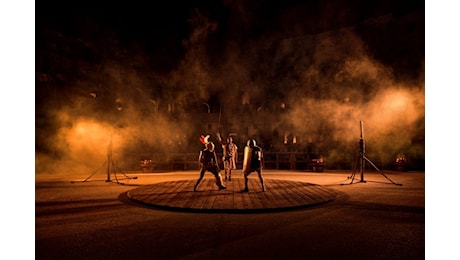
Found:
[212,169,226,190]
[256,169,265,192]
[194,169,205,192]
[224,161,231,181]
[242,171,251,192]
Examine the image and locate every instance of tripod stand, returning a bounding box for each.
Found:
[71,133,137,185]
[345,121,402,186]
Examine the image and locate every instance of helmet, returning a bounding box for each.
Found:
[247,139,256,147]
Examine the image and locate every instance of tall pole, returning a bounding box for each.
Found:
[344,120,401,186]
[359,121,365,182]
[106,133,112,182]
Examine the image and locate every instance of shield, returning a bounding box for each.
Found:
[242,146,252,173]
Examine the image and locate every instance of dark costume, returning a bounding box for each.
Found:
[241,139,265,192]
[194,142,226,191]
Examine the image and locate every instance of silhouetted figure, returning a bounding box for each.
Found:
[217,133,238,181]
[241,139,265,192]
[194,142,226,192]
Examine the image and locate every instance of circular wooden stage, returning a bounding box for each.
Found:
[127,178,339,213]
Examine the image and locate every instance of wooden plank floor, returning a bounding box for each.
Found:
[127,177,339,213]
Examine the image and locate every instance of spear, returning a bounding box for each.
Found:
[217,103,222,133]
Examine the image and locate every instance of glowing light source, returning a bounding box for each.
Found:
[385,91,408,112]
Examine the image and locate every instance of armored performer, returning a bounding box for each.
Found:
[217,133,238,181]
[241,138,265,192]
[194,139,226,192]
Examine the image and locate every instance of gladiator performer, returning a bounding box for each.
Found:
[241,138,265,192]
[194,136,226,192]
[217,133,238,181]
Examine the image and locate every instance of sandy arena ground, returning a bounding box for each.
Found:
[35,170,424,259]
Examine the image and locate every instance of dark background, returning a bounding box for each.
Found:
[35,0,425,173]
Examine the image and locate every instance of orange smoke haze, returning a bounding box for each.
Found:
[36,3,424,174]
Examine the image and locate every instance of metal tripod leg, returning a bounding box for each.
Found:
[346,155,362,184]
[71,156,137,185]
[363,156,402,186]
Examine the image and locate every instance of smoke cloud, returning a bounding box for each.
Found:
[36,2,424,174]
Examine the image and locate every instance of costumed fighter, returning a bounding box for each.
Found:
[194,135,226,192]
[217,133,238,181]
[241,138,265,192]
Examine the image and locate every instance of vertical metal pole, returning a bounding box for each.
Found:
[106,153,111,182]
[106,134,112,182]
[360,121,365,182]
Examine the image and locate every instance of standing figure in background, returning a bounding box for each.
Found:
[241,138,265,192]
[194,141,226,192]
[217,133,238,181]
